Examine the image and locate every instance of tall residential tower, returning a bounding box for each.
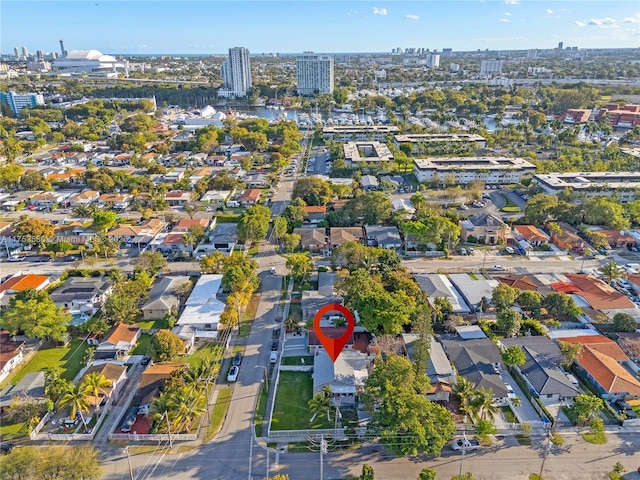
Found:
[296,52,334,96]
[221,47,252,96]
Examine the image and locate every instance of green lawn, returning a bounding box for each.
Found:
[254,385,269,437]
[271,371,333,431]
[135,318,172,330]
[282,356,313,366]
[5,338,91,387]
[501,405,518,423]
[186,342,224,369]
[130,333,152,356]
[206,387,233,441]
[0,420,26,439]
[239,294,260,338]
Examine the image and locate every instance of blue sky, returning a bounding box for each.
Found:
[3,1,639,55]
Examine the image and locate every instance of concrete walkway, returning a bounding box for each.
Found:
[499,368,545,426]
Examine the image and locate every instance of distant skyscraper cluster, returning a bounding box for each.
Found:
[296,52,334,95]
[221,47,252,97]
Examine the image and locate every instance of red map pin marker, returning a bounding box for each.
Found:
[313,304,355,362]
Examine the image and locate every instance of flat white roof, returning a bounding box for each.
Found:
[185,274,223,306]
[414,157,535,171]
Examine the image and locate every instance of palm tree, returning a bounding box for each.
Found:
[81,373,112,411]
[58,383,91,431]
[308,392,332,423]
[169,386,206,432]
[469,388,499,422]
[452,377,475,421]
[599,261,624,285]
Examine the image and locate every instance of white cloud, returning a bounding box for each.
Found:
[504,0,519,4]
[504,12,512,16]
[499,18,510,23]
[346,9,358,16]
[404,14,419,20]
[622,15,640,24]
[546,9,553,14]
[574,21,586,27]
[372,7,387,16]
[588,17,618,27]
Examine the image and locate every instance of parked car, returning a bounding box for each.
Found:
[8,255,25,262]
[140,356,152,366]
[472,201,484,208]
[271,341,279,351]
[458,204,469,210]
[505,246,515,254]
[232,352,242,366]
[0,443,16,454]
[450,438,481,451]
[467,247,475,254]
[227,366,239,382]
[270,267,276,274]
[459,248,467,256]
[492,265,506,271]
[269,351,278,364]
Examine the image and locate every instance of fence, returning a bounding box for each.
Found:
[279,365,313,372]
[109,432,198,442]
[37,394,114,442]
[29,411,52,440]
[268,428,348,440]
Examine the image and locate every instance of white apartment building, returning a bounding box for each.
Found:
[0,91,45,115]
[296,52,334,95]
[413,157,536,185]
[322,125,399,142]
[426,53,440,68]
[343,142,394,167]
[220,47,252,97]
[394,134,486,154]
[533,172,640,203]
[480,60,504,76]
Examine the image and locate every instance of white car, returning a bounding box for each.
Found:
[227,366,239,382]
[269,351,278,364]
[505,246,515,254]
[492,265,506,271]
[458,204,469,210]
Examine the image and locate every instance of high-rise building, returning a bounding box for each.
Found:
[558,42,564,50]
[296,52,334,95]
[426,53,440,68]
[221,47,252,96]
[0,91,45,116]
[527,49,537,59]
[480,60,504,76]
[21,46,28,58]
[13,47,19,59]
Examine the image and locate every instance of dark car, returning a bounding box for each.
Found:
[271,341,278,351]
[0,443,16,454]
[141,356,152,366]
[232,352,242,366]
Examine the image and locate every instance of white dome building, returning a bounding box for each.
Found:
[52,49,129,77]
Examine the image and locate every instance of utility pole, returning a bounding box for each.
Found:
[163,411,173,449]
[124,447,134,480]
[255,365,269,393]
[458,430,467,480]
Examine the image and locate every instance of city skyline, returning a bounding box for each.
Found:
[2,1,639,55]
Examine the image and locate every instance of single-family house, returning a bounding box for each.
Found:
[0,274,50,296]
[80,362,128,406]
[448,273,499,312]
[246,173,268,188]
[2,191,41,211]
[175,275,225,339]
[140,276,189,320]
[238,189,261,207]
[294,228,327,252]
[360,175,379,191]
[0,331,25,383]
[50,276,113,313]
[459,213,511,244]
[441,335,511,403]
[364,225,402,250]
[414,274,471,314]
[301,272,342,321]
[556,335,640,400]
[29,191,73,208]
[107,218,165,245]
[329,227,364,250]
[206,223,239,253]
[200,190,232,208]
[514,225,550,247]
[98,193,132,210]
[162,170,185,183]
[135,363,187,416]
[94,323,141,360]
[588,228,636,249]
[391,198,415,215]
[303,206,327,224]
[172,218,212,233]
[548,221,584,251]
[500,337,580,402]
[69,190,100,207]
[403,333,457,401]
[313,349,369,406]
[164,190,192,206]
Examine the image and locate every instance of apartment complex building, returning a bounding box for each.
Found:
[413,157,536,185]
[393,133,486,153]
[322,125,399,142]
[296,52,334,95]
[533,172,640,202]
[220,47,252,96]
[0,91,45,115]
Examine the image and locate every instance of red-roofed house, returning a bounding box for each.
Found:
[556,335,640,400]
[0,274,50,297]
[94,323,141,360]
[589,229,636,249]
[303,206,327,224]
[547,222,584,251]
[514,225,550,247]
[597,104,640,129]
[239,189,261,207]
[563,109,591,124]
[0,331,25,382]
[563,274,636,313]
[164,190,192,206]
[172,218,212,233]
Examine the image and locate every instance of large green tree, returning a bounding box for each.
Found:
[542,292,581,320]
[292,177,333,206]
[496,309,522,337]
[501,345,526,368]
[286,253,313,282]
[362,355,455,456]
[491,283,521,312]
[238,205,272,244]
[0,445,102,480]
[150,329,184,362]
[1,290,70,341]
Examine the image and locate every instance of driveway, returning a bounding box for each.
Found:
[499,368,546,427]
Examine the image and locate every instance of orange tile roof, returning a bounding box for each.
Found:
[162,233,186,245]
[174,218,209,230]
[103,323,140,345]
[514,225,549,242]
[239,189,261,202]
[564,274,635,310]
[498,274,544,292]
[0,274,50,294]
[304,206,327,214]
